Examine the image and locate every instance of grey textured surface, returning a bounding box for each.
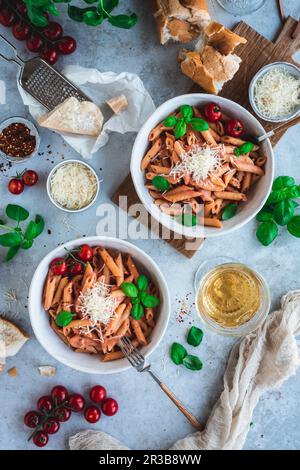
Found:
[0,0,300,451]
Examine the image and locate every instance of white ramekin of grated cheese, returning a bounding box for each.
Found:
[249,62,300,123]
[47,159,100,212]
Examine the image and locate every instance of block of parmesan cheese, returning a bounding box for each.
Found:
[37,97,103,137]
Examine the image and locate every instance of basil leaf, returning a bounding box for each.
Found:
[187,326,203,347]
[180,104,193,122]
[256,206,274,222]
[152,175,170,192]
[137,274,148,292]
[267,185,300,204]
[182,354,203,371]
[221,203,238,221]
[131,297,139,305]
[45,3,60,16]
[27,6,49,27]
[0,219,5,225]
[6,204,29,222]
[131,303,144,320]
[174,118,187,139]
[273,200,296,226]
[163,115,177,127]
[108,13,138,29]
[68,5,85,21]
[0,232,22,247]
[170,342,187,365]
[83,0,98,3]
[256,220,278,246]
[272,176,295,191]
[140,292,160,308]
[120,282,138,297]
[234,142,254,157]
[190,118,209,132]
[287,215,300,238]
[83,9,104,26]
[21,239,33,250]
[4,246,20,262]
[25,215,45,240]
[181,213,197,226]
[55,310,75,327]
[100,0,119,13]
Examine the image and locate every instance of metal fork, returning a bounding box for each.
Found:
[119,337,203,430]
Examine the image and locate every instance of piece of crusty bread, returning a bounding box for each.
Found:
[106,95,128,114]
[179,47,241,94]
[200,21,247,55]
[154,0,210,45]
[38,97,104,137]
[0,317,29,367]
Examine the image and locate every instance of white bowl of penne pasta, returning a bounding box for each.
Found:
[28,236,171,374]
[131,94,274,238]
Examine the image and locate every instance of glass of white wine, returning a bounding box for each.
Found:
[194,256,270,336]
[216,0,266,15]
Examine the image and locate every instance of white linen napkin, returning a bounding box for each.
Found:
[18,65,155,159]
[69,290,300,450]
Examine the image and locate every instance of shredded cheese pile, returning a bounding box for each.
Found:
[50,162,97,210]
[254,68,300,119]
[170,145,224,182]
[79,281,117,328]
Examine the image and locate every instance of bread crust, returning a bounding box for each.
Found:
[205,21,247,55]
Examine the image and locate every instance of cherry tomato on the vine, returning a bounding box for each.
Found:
[84,406,101,424]
[22,170,38,186]
[53,407,71,422]
[37,396,53,414]
[24,411,41,428]
[101,398,118,416]
[51,385,68,405]
[58,36,76,55]
[43,418,60,435]
[78,244,93,262]
[8,178,24,195]
[89,385,107,404]
[50,257,68,276]
[33,431,48,447]
[68,393,85,412]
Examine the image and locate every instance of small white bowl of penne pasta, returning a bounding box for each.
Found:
[131,94,274,238]
[28,236,171,374]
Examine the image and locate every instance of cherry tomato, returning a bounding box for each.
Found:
[68,261,84,275]
[12,21,30,41]
[101,398,118,416]
[16,0,27,15]
[26,33,44,53]
[44,22,63,41]
[8,178,24,195]
[58,36,77,55]
[204,102,222,123]
[89,385,107,404]
[78,244,93,262]
[51,385,68,405]
[0,8,16,27]
[84,406,101,424]
[226,119,244,138]
[53,407,71,422]
[22,170,38,186]
[50,257,68,276]
[24,411,41,428]
[68,393,85,412]
[41,47,59,65]
[43,418,60,435]
[33,431,48,447]
[37,396,53,414]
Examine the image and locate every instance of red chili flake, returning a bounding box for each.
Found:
[0,123,36,158]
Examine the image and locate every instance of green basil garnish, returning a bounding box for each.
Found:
[6,204,29,222]
[140,292,160,308]
[180,104,193,122]
[131,303,144,320]
[256,207,274,222]
[287,215,300,238]
[256,220,278,246]
[273,200,297,226]
[170,343,187,365]
[187,326,203,347]
[163,115,178,127]
[221,203,238,221]
[189,118,209,132]
[234,142,254,157]
[120,282,138,298]
[182,355,203,371]
[272,176,295,191]
[137,275,148,292]
[181,213,197,227]
[55,311,75,328]
[174,118,187,139]
[152,175,170,192]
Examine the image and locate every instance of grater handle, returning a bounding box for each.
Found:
[0,34,24,68]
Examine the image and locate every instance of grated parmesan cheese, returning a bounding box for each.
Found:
[79,281,117,340]
[254,67,300,119]
[170,145,224,183]
[50,162,98,210]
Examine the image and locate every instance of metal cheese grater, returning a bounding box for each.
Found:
[0,34,91,110]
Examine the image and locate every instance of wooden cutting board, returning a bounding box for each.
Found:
[112,17,300,258]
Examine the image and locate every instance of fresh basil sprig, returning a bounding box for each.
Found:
[23,0,138,30]
[221,203,238,221]
[120,275,160,320]
[234,142,255,157]
[0,204,45,261]
[152,175,170,192]
[55,310,75,327]
[163,105,209,140]
[255,176,300,246]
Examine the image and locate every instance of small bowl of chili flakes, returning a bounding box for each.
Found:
[0,117,40,163]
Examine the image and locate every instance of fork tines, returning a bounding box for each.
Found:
[119,337,145,368]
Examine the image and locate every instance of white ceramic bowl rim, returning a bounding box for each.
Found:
[28,236,171,374]
[249,61,300,123]
[46,159,100,213]
[0,116,40,163]
[131,93,275,239]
